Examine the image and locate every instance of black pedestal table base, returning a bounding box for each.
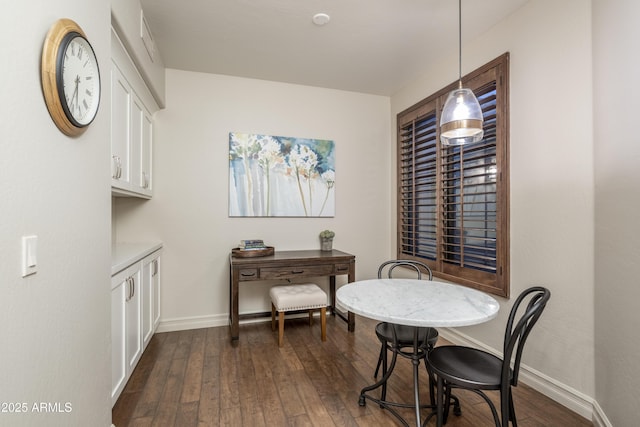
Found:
[357,326,460,427]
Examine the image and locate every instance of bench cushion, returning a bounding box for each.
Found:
[270,283,327,311]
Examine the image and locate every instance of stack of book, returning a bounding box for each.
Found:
[238,239,267,251]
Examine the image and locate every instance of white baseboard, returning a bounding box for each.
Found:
[440,327,611,426]
[156,313,228,332]
[157,311,323,333]
[591,400,613,427]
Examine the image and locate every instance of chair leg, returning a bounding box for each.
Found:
[374,343,385,378]
[381,343,389,401]
[445,384,464,424]
[426,364,436,407]
[308,309,313,326]
[507,387,517,427]
[436,376,444,427]
[278,311,285,347]
[472,389,501,427]
[320,307,326,341]
[271,303,276,331]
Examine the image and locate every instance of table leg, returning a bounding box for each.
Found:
[329,275,336,315]
[229,267,239,341]
[348,311,355,332]
[332,274,357,332]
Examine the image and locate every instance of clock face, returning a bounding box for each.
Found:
[57,33,100,127]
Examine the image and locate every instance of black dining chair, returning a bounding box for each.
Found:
[374,260,440,403]
[427,286,551,427]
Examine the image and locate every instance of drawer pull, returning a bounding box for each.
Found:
[291,270,304,274]
[241,272,256,277]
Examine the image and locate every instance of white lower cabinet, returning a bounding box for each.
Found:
[111,246,162,406]
[142,252,161,348]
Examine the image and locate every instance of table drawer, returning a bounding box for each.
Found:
[334,263,351,274]
[260,264,334,279]
[238,268,259,281]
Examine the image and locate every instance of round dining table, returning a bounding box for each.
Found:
[337,278,500,427]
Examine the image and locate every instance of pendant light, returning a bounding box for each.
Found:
[440,0,484,145]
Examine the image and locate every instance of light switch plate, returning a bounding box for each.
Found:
[22,235,37,277]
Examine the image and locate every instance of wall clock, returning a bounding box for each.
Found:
[41,18,101,136]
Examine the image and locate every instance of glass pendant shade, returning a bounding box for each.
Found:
[440,84,484,145]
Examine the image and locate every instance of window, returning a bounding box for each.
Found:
[397,53,509,297]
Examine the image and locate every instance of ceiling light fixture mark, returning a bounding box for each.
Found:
[312,13,330,26]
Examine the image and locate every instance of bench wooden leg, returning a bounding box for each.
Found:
[320,307,327,342]
[271,303,276,331]
[278,311,285,347]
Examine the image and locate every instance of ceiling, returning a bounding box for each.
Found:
[139,0,528,96]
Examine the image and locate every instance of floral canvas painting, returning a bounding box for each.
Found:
[229,132,335,217]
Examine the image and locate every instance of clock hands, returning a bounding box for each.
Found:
[74,75,80,117]
[69,75,80,116]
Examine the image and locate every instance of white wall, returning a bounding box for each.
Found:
[392,0,595,416]
[0,1,112,426]
[114,71,392,329]
[593,0,640,425]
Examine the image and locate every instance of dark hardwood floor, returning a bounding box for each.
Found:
[113,314,592,427]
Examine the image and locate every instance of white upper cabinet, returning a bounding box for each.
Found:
[111,28,157,199]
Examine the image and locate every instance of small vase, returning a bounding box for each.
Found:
[320,237,333,251]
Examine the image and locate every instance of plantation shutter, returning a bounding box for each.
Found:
[398,108,438,261]
[396,53,509,297]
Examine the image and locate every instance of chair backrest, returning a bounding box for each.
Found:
[502,286,551,387]
[377,260,433,280]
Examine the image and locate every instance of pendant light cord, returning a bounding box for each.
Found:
[458,0,462,86]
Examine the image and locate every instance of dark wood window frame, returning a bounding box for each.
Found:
[396,53,510,298]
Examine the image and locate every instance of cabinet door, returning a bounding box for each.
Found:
[141,110,153,195]
[110,63,131,191]
[152,255,161,331]
[126,266,143,374]
[111,271,127,406]
[130,94,153,197]
[130,94,144,195]
[141,252,161,347]
[141,255,155,348]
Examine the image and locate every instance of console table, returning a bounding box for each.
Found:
[229,249,356,340]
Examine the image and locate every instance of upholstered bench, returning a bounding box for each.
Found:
[270,283,327,347]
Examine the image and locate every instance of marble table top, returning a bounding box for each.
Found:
[336,278,500,328]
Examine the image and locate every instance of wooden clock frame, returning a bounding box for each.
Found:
[41,18,100,136]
